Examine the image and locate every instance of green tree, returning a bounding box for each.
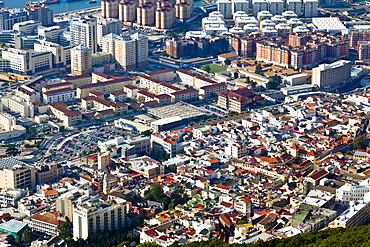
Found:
[234,72,239,79]
[353,134,368,150]
[57,217,73,240]
[158,150,169,161]
[167,164,177,173]
[224,59,231,66]
[246,77,251,84]
[147,183,164,201]
[15,237,21,245]
[250,80,257,88]
[22,229,36,243]
[140,130,153,136]
[255,63,263,75]
[138,95,146,103]
[131,193,143,205]
[5,145,21,157]
[168,202,175,209]
[266,75,281,89]
[117,241,130,247]
[203,64,211,73]
[271,74,282,84]
[266,80,279,89]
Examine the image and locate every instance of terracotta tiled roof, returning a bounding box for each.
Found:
[146,69,173,75]
[92,71,110,79]
[32,213,64,226]
[33,101,46,107]
[177,69,196,77]
[171,88,198,96]
[217,91,247,102]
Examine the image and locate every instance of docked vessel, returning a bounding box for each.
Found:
[27,0,60,5]
[44,0,60,4]
[87,0,97,3]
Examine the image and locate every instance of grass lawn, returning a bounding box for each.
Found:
[201,63,227,73]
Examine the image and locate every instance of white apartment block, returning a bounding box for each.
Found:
[303,0,318,17]
[137,90,156,102]
[225,142,247,158]
[176,69,196,87]
[37,25,67,44]
[34,40,71,67]
[232,0,250,14]
[2,96,35,118]
[0,112,26,140]
[28,213,63,236]
[157,82,180,95]
[123,84,138,98]
[145,69,177,82]
[42,88,75,105]
[2,48,52,75]
[0,188,26,207]
[330,193,370,228]
[92,97,113,111]
[70,16,98,53]
[194,76,217,89]
[101,33,148,70]
[252,0,268,16]
[286,0,302,16]
[140,75,161,93]
[192,126,216,139]
[312,60,351,89]
[217,0,233,19]
[256,10,273,21]
[336,182,370,207]
[170,88,199,102]
[19,196,50,216]
[13,20,41,36]
[109,91,126,102]
[16,85,40,103]
[235,16,259,27]
[73,197,126,240]
[151,132,181,157]
[204,23,228,35]
[347,94,370,105]
[97,17,123,45]
[202,16,226,29]
[234,197,252,216]
[268,0,284,15]
[199,83,227,100]
[0,112,15,131]
[129,156,165,178]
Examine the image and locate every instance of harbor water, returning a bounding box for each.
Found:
[2,0,205,14]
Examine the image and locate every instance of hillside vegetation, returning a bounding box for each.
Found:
[138,224,370,247]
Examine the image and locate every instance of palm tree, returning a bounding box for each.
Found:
[6,145,21,157]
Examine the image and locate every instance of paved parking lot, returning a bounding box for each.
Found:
[46,125,133,162]
[202,104,227,116]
